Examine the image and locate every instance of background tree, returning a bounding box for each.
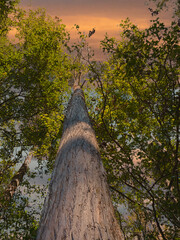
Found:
[0,6,72,239]
[88,16,180,239]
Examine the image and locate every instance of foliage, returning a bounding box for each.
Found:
[0,0,179,239]
[1,192,39,239]
[0,5,72,239]
[89,17,180,239]
[0,7,72,157]
[148,0,180,18]
[0,0,20,35]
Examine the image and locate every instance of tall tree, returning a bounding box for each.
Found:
[36,86,123,240]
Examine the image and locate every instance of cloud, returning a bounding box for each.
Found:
[21,0,149,19]
[19,0,173,60]
[20,0,155,39]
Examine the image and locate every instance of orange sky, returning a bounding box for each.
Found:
[19,0,173,60]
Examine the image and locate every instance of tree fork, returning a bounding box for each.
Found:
[36,86,123,240]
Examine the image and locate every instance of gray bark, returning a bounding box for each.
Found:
[36,86,123,240]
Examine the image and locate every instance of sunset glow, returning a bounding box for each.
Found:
[18,0,173,59]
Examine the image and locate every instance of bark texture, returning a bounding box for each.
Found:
[36,87,123,240]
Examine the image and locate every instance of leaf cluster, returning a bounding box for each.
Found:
[91,17,180,239]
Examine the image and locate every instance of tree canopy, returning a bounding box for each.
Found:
[0,0,179,239]
[91,17,180,239]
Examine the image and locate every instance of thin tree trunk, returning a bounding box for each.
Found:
[4,153,32,200]
[36,86,123,240]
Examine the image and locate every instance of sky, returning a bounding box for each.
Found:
[19,0,173,60]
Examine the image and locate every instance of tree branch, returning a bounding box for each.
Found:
[4,153,33,201]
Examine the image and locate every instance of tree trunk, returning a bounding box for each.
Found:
[4,153,32,201]
[36,86,123,240]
